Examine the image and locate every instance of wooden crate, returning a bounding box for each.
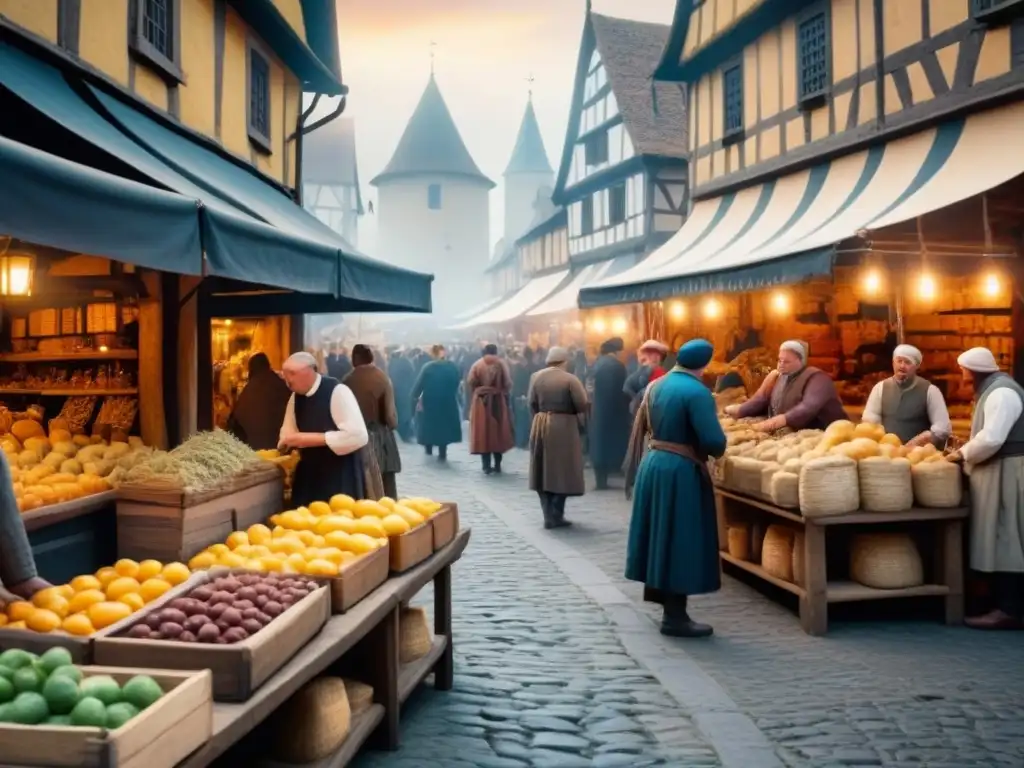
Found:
[431,504,459,551]
[92,572,331,702]
[0,666,212,768]
[330,545,390,613]
[115,471,284,563]
[389,521,434,573]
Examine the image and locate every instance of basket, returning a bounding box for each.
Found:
[761,525,795,582]
[911,461,963,508]
[770,471,800,508]
[727,524,751,561]
[759,462,782,500]
[858,457,913,512]
[343,679,374,716]
[730,457,766,497]
[799,455,860,518]
[792,530,806,587]
[269,676,351,763]
[399,606,432,664]
[850,533,924,589]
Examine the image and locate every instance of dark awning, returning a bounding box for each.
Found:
[0,135,202,274]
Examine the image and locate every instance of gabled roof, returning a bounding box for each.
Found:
[302,118,363,214]
[505,99,553,176]
[371,76,494,188]
[554,11,688,197]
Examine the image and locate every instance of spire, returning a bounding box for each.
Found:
[504,97,553,176]
[371,76,494,188]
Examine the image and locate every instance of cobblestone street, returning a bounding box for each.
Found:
[355,442,1024,768]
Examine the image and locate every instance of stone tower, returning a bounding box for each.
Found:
[503,96,554,244]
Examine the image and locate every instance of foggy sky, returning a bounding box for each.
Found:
[330,0,677,256]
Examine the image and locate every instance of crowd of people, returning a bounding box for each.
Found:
[3,336,1021,640]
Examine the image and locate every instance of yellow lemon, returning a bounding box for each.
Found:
[139,578,173,603]
[233,544,255,558]
[105,577,142,601]
[346,533,380,554]
[270,537,304,555]
[381,514,411,536]
[315,515,352,536]
[87,600,132,629]
[6,601,35,622]
[378,497,397,511]
[328,494,355,512]
[70,574,102,593]
[188,552,217,571]
[272,525,289,538]
[6,621,26,630]
[353,517,386,538]
[26,608,62,633]
[118,593,145,611]
[286,553,308,573]
[31,586,66,608]
[67,589,106,615]
[135,559,164,581]
[247,523,272,545]
[218,552,246,568]
[114,559,140,579]
[162,562,191,584]
[324,530,353,550]
[296,530,318,546]
[279,510,312,531]
[352,499,387,518]
[392,504,425,526]
[226,531,249,550]
[305,559,339,577]
[249,545,271,558]
[62,614,95,636]
[321,548,346,566]
[268,513,283,527]
[208,543,230,556]
[94,567,119,588]
[54,584,75,600]
[308,501,332,517]
[243,559,267,572]
[259,556,285,572]
[339,551,358,564]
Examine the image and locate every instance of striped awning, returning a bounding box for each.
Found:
[579,101,1024,308]
[526,256,632,316]
[454,269,570,328]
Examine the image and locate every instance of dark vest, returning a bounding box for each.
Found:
[291,377,366,506]
[773,366,848,430]
[973,372,1024,459]
[879,376,932,444]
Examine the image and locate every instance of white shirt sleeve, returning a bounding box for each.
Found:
[861,382,884,424]
[278,394,298,444]
[325,383,369,456]
[960,388,1024,465]
[926,385,952,441]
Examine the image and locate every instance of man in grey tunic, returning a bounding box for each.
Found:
[861,344,951,447]
[947,347,1024,630]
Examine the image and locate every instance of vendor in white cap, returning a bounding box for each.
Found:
[861,344,951,447]
[947,347,1024,630]
[724,340,847,432]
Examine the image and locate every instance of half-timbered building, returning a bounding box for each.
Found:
[302,117,364,247]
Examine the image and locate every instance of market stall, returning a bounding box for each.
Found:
[712,415,968,635]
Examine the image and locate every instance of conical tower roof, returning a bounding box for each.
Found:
[504,99,552,176]
[371,75,494,188]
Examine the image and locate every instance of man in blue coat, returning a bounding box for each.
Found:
[624,339,726,638]
[589,337,631,489]
[410,345,463,460]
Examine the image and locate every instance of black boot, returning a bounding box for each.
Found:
[539,492,555,528]
[661,595,713,638]
[548,494,571,529]
[594,469,609,491]
[438,445,447,461]
[493,453,503,474]
[425,445,433,456]
[481,454,493,475]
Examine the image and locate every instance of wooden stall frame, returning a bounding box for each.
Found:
[715,488,967,635]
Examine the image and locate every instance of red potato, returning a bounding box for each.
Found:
[207,603,228,619]
[240,618,262,635]
[197,623,220,643]
[222,627,248,644]
[237,587,258,602]
[179,631,197,643]
[158,608,187,626]
[190,586,214,602]
[220,607,243,626]
[159,622,184,639]
[184,614,212,633]
[127,624,152,639]
[233,600,254,612]
[263,601,283,617]
[209,590,235,605]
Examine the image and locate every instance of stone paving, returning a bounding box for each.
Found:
[377,443,1024,768]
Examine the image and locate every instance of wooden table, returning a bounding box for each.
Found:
[715,488,967,635]
[176,527,471,767]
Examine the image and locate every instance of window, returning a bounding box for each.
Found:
[723,63,744,139]
[797,10,830,103]
[129,0,182,83]
[248,43,271,152]
[608,183,626,226]
[971,0,1024,20]
[584,131,609,166]
[581,196,594,235]
[427,184,442,210]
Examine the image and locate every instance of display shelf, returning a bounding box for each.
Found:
[0,387,138,396]
[0,349,138,362]
[398,636,448,704]
[720,551,806,598]
[826,581,951,603]
[21,490,117,532]
[256,705,385,768]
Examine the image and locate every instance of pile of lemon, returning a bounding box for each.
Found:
[186,495,444,578]
[0,559,191,635]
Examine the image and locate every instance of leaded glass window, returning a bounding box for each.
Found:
[723,64,743,134]
[798,12,829,100]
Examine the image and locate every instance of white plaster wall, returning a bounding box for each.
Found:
[504,170,553,244]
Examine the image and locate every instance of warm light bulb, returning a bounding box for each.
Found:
[8,264,30,296]
[225,318,233,326]
[770,291,789,314]
[703,298,721,320]
[917,273,936,300]
[612,317,628,334]
[592,318,607,334]
[99,345,109,353]
[669,300,686,321]
[984,273,1001,297]
[862,269,881,295]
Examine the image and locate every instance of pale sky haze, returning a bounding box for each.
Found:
[326,0,678,256]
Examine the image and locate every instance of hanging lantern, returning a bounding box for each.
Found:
[0,251,34,297]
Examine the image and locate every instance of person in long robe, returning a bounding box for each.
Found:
[948,347,1024,630]
[467,343,514,474]
[0,452,52,607]
[388,351,416,443]
[861,344,951,447]
[326,345,352,381]
[624,339,726,638]
[528,346,588,529]
[624,339,670,415]
[226,353,291,450]
[279,352,369,506]
[725,340,847,432]
[411,345,463,460]
[589,337,631,489]
[344,345,401,498]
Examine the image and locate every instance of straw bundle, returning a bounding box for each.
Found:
[850,533,924,589]
[269,676,351,763]
[799,456,859,517]
[770,471,800,508]
[399,606,432,664]
[858,457,913,512]
[343,679,374,716]
[911,461,963,508]
[727,524,751,561]
[761,525,795,582]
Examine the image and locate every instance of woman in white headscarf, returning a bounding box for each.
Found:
[861,344,951,447]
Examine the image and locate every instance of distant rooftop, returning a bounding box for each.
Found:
[505,99,553,176]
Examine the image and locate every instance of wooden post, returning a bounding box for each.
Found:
[196,284,214,432]
[800,521,828,635]
[289,314,305,354]
[938,518,965,625]
[433,565,454,691]
[177,275,201,441]
[137,271,168,448]
[368,606,400,751]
